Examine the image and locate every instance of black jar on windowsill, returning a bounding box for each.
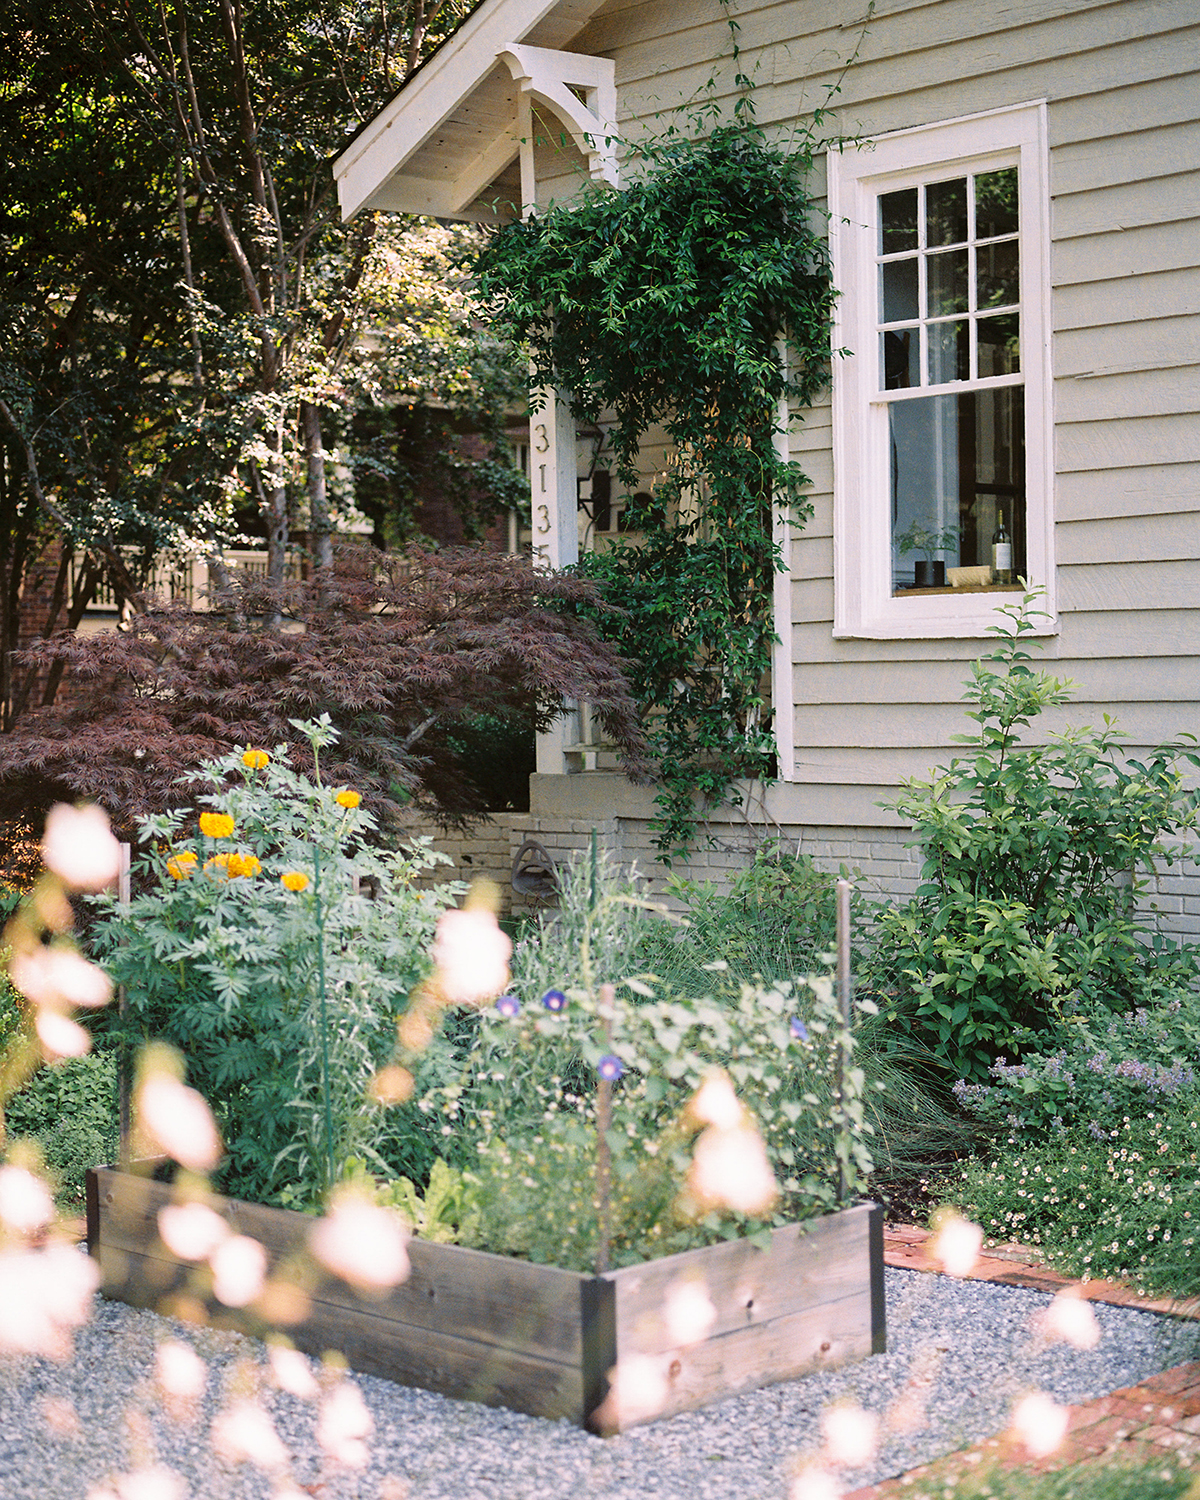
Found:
[913,560,946,588]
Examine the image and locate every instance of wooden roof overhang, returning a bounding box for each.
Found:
[332,0,617,225]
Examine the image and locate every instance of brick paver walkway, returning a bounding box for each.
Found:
[841,1226,1200,1499]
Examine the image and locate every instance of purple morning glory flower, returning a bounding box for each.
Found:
[495,994,521,1018]
[597,1054,623,1082]
[542,989,567,1012]
[790,1016,809,1042]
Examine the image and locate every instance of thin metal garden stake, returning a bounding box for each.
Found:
[117,841,131,1170]
[312,844,337,1194]
[594,982,615,1275]
[835,877,853,1205]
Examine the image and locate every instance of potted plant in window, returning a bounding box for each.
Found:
[896,519,960,588]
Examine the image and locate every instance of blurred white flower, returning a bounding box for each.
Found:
[268,1343,320,1399]
[310,1194,410,1292]
[930,1213,984,1278]
[156,1339,208,1400]
[209,1235,267,1308]
[42,804,122,892]
[137,1074,221,1172]
[10,948,113,1010]
[663,1278,717,1347]
[35,1009,91,1061]
[688,1124,778,1216]
[157,1203,229,1262]
[821,1403,879,1467]
[1011,1391,1069,1458]
[40,1395,82,1438]
[318,1381,373,1468]
[789,1467,843,1500]
[688,1070,744,1130]
[0,1164,55,1235]
[113,1468,186,1500]
[430,906,511,1005]
[211,1399,289,1469]
[1040,1287,1101,1351]
[593,1355,670,1433]
[0,1242,100,1358]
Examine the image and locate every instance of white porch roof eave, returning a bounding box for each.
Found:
[332,0,612,224]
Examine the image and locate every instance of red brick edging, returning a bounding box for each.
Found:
[838,1226,1200,1498]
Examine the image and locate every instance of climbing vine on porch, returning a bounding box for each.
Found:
[475,119,836,857]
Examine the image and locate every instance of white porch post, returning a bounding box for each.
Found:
[771,349,795,782]
[531,386,578,773]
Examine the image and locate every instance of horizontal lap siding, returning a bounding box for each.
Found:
[573,0,1200,817]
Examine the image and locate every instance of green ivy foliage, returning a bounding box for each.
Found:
[475,122,836,856]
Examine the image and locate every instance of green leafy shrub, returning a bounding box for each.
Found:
[874,591,1200,1079]
[644,848,966,1178]
[4,1049,120,1208]
[950,1105,1200,1299]
[93,719,459,1204]
[476,118,837,857]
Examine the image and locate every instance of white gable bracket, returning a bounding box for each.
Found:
[498,44,619,188]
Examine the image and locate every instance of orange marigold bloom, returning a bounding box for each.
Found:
[242,749,270,770]
[281,871,309,892]
[199,812,235,839]
[335,790,361,809]
[166,851,198,880]
[226,852,262,879]
[204,853,232,878]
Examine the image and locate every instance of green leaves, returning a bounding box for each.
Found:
[878,589,1200,1078]
[476,122,836,855]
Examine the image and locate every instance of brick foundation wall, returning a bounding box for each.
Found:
[398,811,1200,949]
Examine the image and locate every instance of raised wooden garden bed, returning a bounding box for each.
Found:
[87,1166,885,1432]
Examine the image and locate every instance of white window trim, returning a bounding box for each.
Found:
[829,101,1055,639]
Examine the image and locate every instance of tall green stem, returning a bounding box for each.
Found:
[312,843,336,1193]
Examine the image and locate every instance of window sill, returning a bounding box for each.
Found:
[892,583,1025,597]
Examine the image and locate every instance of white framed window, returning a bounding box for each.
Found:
[829,102,1054,638]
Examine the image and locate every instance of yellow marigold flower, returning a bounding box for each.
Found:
[281,871,309,893]
[226,852,262,879]
[242,748,270,770]
[166,851,198,880]
[199,812,235,839]
[204,853,231,878]
[335,789,361,809]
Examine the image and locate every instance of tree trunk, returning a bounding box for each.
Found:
[301,399,332,572]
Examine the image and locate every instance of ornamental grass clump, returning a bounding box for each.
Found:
[93,717,462,1205]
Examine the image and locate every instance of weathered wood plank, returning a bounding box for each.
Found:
[608,1202,877,1354]
[290,1293,587,1423]
[89,1171,885,1432]
[1054,267,1200,332]
[1058,510,1200,566]
[1053,170,1200,241]
[1054,364,1200,425]
[90,1169,586,1364]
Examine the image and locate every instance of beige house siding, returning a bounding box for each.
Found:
[557,0,1198,833]
[344,0,1200,925]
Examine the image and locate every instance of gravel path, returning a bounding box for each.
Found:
[1,1266,1198,1499]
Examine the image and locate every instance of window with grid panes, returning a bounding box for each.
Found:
[829,104,1054,639]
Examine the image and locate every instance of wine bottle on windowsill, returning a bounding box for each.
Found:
[991,509,1014,586]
